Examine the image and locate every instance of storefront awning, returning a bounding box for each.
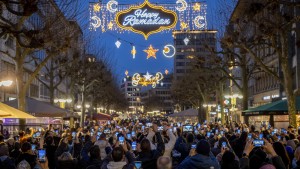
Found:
[4,97,70,117]
[242,96,300,116]
[169,108,198,117]
[0,102,36,119]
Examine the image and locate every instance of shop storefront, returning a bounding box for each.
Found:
[242,111,292,129]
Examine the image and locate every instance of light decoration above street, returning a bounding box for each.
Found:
[131,45,136,59]
[175,0,188,12]
[108,21,114,30]
[144,45,159,59]
[132,72,164,88]
[184,37,190,45]
[165,69,169,75]
[89,1,207,33]
[194,16,206,29]
[91,16,101,29]
[93,3,101,12]
[180,21,188,30]
[125,70,128,76]
[163,44,176,58]
[115,40,121,48]
[107,0,118,13]
[193,3,201,11]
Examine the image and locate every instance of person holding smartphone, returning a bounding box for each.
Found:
[136,122,165,169]
[162,125,176,157]
[101,141,135,169]
[94,133,110,160]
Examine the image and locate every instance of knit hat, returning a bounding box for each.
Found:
[259,164,276,169]
[196,139,210,156]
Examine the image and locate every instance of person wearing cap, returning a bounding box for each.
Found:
[177,139,220,169]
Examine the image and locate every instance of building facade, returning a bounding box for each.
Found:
[120,78,142,113]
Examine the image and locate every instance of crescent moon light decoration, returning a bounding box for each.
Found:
[163,45,176,58]
[91,16,101,29]
[107,0,118,13]
[194,16,206,29]
[175,0,187,12]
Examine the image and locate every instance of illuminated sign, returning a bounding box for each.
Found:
[116,0,177,39]
[132,72,164,88]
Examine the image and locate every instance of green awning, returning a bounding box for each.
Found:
[242,96,300,115]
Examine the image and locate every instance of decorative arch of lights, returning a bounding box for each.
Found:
[89,0,207,34]
[132,72,164,88]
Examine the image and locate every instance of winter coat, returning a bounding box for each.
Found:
[17,153,37,169]
[94,140,109,160]
[136,132,165,169]
[45,144,57,169]
[0,156,16,169]
[174,136,189,162]
[101,151,135,169]
[163,130,176,157]
[57,159,77,169]
[240,155,287,169]
[80,140,94,169]
[177,153,220,169]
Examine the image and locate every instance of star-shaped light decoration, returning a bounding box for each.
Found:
[125,70,128,76]
[180,22,188,30]
[144,45,159,59]
[184,37,190,45]
[93,3,101,12]
[108,21,113,30]
[115,40,121,48]
[193,3,200,11]
[131,46,136,59]
[165,69,169,75]
[143,72,153,81]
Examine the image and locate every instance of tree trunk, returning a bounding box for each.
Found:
[280,32,297,127]
[219,82,225,124]
[15,51,26,130]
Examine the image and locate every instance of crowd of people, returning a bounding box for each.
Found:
[0,119,299,169]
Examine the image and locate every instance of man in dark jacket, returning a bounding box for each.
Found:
[101,142,134,169]
[178,139,220,169]
[136,123,165,169]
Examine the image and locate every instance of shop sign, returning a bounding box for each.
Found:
[116,0,177,39]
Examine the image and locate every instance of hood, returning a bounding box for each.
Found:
[188,154,219,168]
[107,161,127,169]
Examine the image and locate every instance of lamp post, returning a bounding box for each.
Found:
[54,98,72,108]
[0,80,13,102]
[224,94,243,123]
[202,103,216,122]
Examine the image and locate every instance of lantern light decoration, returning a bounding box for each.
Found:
[125,70,129,76]
[165,69,169,75]
[132,72,164,88]
[131,45,136,59]
[115,39,121,48]
[184,37,189,45]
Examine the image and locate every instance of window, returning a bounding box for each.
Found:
[176,62,185,66]
[176,69,185,73]
[30,84,39,98]
[176,55,185,59]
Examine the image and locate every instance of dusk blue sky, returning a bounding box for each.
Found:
[82,0,234,82]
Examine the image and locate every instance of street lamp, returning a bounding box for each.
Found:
[54,97,73,108]
[224,93,243,123]
[0,80,13,87]
[203,103,216,122]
